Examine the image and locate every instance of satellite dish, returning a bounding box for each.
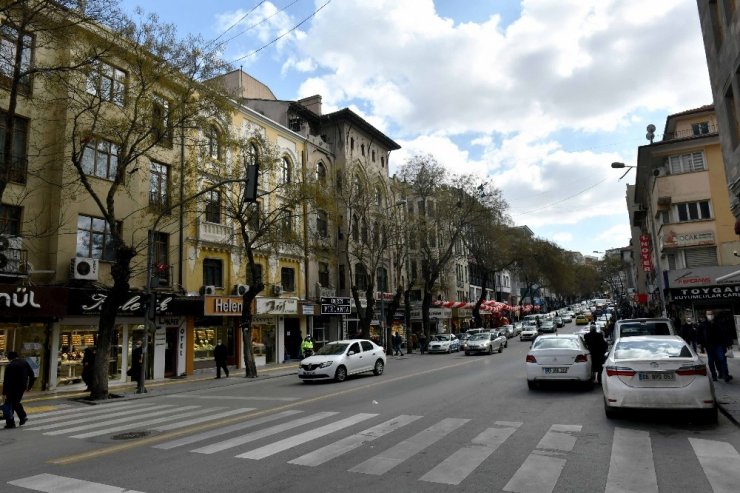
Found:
[646,124,656,144]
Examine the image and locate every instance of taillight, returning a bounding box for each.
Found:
[526,354,537,363]
[675,365,707,376]
[605,366,636,377]
[574,354,588,363]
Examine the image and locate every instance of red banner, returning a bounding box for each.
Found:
[639,234,652,272]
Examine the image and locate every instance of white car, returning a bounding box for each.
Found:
[298,339,386,383]
[602,336,717,422]
[520,324,538,341]
[428,334,460,353]
[526,334,592,390]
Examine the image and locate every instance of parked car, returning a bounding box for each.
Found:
[512,323,523,336]
[428,334,460,353]
[465,332,506,355]
[501,325,516,339]
[520,324,539,342]
[526,334,593,390]
[538,321,557,334]
[458,333,471,351]
[602,335,717,422]
[561,314,573,323]
[298,339,386,383]
[612,318,675,341]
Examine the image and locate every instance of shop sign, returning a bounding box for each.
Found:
[375,291,395,301]
[321,296,350,315]
[0,285,67,317]
[67,289,182,317]
[671,285,740,301]
[204,295,243,316]
[663,230,714,249]
[640,234,653,273]
[256,297,298,315]
[456,308,473,318]
[301,304,315,316]
[667,266,740,288]
[410,308,452,320]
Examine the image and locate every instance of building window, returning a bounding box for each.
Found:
[246,142,258,166]
[149,162,169,210]
[352,214,359,242]
[81,138,118,180]
[151,231,170,286]
[667,152,705,174]
[371,150,376,162]
[281,209,293,234]
[317,210,328,238]
[692,122,710,136]
[355,263,368,291]
[0,110,28,183]
[339,264,346,290]
[77,215,116,261]
[350,137,354,151]
[381,156,385,168]
[373,221,380,248]
[410,260,418,281]
[0,24,32,90]
[659,210,670,225]
[0,204,21,236]
[316,162,326,183]
[248,263,263,285]
[204,189,221,224]
[205,125,221,160]
[319,262,330,287]
[375,186,383,206]
[249,199,261,231]
[281,156,291,184]
[376,267,388,293]
[361,219,368,243]
[203,258,223,287]
[675,201,711,221]
[152,96,172,147]
[281,267,295,292]
[361,144,365,156]
[86,61,126,106]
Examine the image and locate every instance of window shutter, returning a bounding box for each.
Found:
[684,247,717,267]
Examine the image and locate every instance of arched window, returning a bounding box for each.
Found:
[282,156,292,184]
[316,162,327,183]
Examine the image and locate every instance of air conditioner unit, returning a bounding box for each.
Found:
[201,285,216,295]
[272,284,282,296]
[652,167,665,177]
[0,236,22,273]
[70,257,99,280]
[233,284,250,296]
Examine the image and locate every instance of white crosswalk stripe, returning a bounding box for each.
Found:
[606,427,657,493]
[25,404,177,431]
[8,473,145,493]
[689,438,740,493]
[151,408,256,431]
[43,405,200,436]
[69,407,226,439]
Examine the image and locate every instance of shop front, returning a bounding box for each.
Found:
[0,284,67,391]
[254,297,302,363]
[410,307,452,334]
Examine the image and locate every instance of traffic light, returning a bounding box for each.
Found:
[0,234,9,270]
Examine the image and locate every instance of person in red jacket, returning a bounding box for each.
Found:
[3,352,36,429]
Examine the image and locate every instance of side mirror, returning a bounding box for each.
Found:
[348,351,356,356]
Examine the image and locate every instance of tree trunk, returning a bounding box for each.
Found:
[241,290,259,378]
[403,289,412,353]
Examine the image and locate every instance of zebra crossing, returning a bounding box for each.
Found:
[17,401,740,491]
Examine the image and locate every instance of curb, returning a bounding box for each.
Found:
[717,401,739,426]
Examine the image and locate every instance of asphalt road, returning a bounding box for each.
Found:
[4,322,740,492]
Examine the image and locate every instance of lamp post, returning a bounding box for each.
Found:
[139,177,251,393]
[610,162,667,318]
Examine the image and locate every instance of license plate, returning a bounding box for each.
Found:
[543,367,568,374]
[638,372,675,381]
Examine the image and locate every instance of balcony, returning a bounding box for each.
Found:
[662,124,718,141]
[199,221,233,244]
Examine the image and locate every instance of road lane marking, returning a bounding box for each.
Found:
[191,411,338,454]
[70,407,226,439]
[153,410,302,450]
[8,473,145,493]
[24,402,159,426]
[167,394,300,401]
[504,424,581,493]
[44,406,199,436]
[689,438,740,493]
[420,421,522,485]
[50,358,479,465]
[151,408,256,431]
[289,414,422,467]
[349,417,469,475]
[606,427,657,493]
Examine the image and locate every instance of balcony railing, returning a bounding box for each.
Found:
[199,221,233,244]
[0,247,28,276]
[662,124,718,141]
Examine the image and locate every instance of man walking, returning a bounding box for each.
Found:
[680,317,697,353]
[698,310,733,382]
[392,331,403,356]
[2,352,35,429]
[583,324,608,383]
[214,340,229,378]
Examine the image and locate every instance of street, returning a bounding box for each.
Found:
[3,323,740,492]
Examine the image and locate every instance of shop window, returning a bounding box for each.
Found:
[77,214,117,261]
[0,110,28,184]
[58,325,121,386]
[281,267,295,292]
[203,258,223,287]
[193,320,230,363]
[0,203,21,235]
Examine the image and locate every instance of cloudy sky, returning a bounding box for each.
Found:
[121,0,711,256]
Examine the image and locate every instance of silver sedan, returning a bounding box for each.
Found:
[465,332,506,355]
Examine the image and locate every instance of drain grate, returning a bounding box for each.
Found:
[111,431,150,440]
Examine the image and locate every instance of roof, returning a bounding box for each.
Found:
[321,108,401,151]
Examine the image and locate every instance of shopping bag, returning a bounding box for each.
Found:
[727,347,735,359]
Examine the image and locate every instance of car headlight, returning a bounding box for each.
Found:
[318,361,334,368]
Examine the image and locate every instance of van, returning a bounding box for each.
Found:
[612,318,676,341]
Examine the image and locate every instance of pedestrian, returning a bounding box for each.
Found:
[392,331,403,356]
[410,332,418,353]
[419,332,427,354]
[583,324,607,383]
[128,340,143,386]
[680,318,698,353]
[698,310,733,382]
[300,335,314,359]
[2,352,35,429]
[81,347,95,390]
[214,339,229,378]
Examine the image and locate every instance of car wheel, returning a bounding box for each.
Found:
[465,351,470,356]
[527,380,536,390]
[699,407,718,424]
[373,359,384,376]
[498,344,504,353]
[334,365,347,382]
[447,347,451,354]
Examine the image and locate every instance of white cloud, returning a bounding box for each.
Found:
[552,232,574,243]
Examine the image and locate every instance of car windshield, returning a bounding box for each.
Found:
[614,340,692,360]
[533,338,580,350]
[316,343,349,356]
[470,334,489,340]
[619,322,671,337]
[434,335,450,341]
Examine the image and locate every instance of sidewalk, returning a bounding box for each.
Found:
[24,361,300,405]
[716,348,740,426]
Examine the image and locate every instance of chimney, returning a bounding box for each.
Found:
[298,95,322,116]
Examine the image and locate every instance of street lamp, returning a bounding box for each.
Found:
[139,177,252,393]
[611,162,636,181]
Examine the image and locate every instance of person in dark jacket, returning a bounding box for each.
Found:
[2,352,36,429]
[81,347,96,390]
[583,324,608,383]
[214,340,229,378]
[128,340,143,386]
[680,318,697,352]
[392,332,403,356]
[698,310,733,382]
